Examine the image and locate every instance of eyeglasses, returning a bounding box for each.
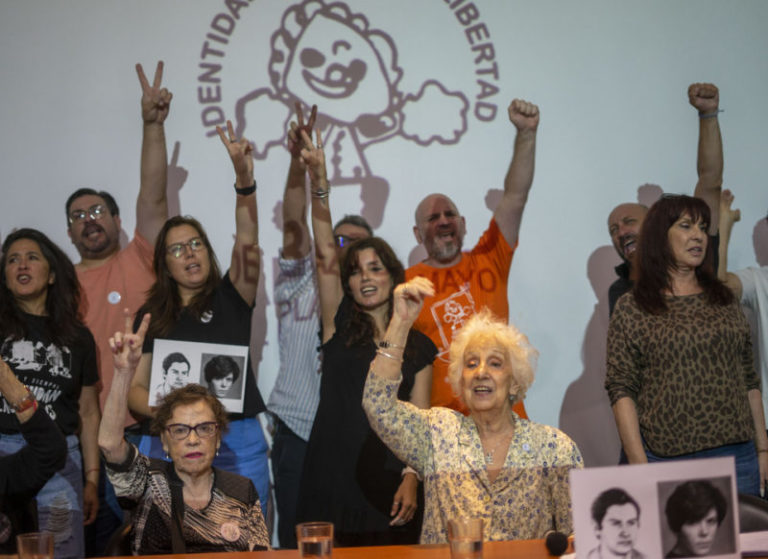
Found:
[165,421,219,440]
[334,234,362,248]
[68,204,108,224]
[166,238,205,259]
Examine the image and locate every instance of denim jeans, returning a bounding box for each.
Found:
[0,433,84,559]
[644,440,760,496]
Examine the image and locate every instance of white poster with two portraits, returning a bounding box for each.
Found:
[148,339,248,413]
[571,457,739,558]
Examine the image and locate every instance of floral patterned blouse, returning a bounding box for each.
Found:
[363,372,583,543]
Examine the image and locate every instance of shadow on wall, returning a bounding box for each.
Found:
[754,216,768,267]
[558,245,622,467]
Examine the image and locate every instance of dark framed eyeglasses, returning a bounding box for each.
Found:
[68,204,107,224]
[165,421,219,440]
[166,238,205,259]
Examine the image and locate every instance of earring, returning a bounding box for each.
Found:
[215,449,220,457]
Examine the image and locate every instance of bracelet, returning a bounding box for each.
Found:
[234,182,256,195]
[312,189,329,199]
[758,449,768,454]
[12,385,37,414]
[376,348,403,363]
[698,109,723,119]
[378,340,405,351]
[85,468,100,475]
[402,465,422,481]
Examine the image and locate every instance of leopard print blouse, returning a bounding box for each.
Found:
[606,292,758,456]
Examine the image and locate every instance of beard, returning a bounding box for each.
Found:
[76,222,117,259]
[431,237,462,263]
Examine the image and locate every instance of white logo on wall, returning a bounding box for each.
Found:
[196,0,502,226]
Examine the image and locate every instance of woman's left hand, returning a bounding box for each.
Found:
[390,472,419,526]
[393,277,435,325]
[83,480,99,525]
[217,120,255,187]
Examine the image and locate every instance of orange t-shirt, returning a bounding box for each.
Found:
[406,218,527,418]
[77,231,155,425]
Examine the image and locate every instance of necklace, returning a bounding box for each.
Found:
[483,431,512,465]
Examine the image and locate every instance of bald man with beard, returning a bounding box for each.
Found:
[406,98,539,416]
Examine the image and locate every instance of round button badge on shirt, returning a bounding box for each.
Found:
[108,291,122,305]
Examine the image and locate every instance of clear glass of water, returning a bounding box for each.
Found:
[447,518,483,559]
[296,521,333,558]
[16,532,54,559]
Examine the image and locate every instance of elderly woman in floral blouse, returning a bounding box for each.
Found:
[363,277,583,543]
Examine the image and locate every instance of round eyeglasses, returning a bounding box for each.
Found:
[68,204,107,224]
[166,238,205,259]
[165,421,219,440]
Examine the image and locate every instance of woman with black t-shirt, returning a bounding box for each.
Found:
[126,121,269,513]
[0,228,100,559]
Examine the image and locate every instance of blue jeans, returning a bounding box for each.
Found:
[644,440,760,496]
[131,416,270,511]
[0,433,84,559]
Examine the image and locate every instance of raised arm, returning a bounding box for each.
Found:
[135,62,172,245]
[282,103,317,260]
[217,121,260,305]
[689,83,723,235]
[100,312,151,464]
[717,189,744,298]
[493,99,539,247]
[301,128,342,343]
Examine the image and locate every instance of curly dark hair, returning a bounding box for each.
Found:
[0,228,84,345]
[665,479,727,533]
[138,216,222,339]
[634,194,733,314]
[339,237,404,347]
[151,383,229,436]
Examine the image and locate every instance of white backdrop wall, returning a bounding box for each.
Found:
[1,0,766,467]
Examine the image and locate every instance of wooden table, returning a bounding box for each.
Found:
[104,539,563,558]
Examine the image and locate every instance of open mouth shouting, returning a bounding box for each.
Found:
[619,234,637,259]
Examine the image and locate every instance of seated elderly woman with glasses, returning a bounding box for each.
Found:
[98,314,269,555]
[363,277,583,543]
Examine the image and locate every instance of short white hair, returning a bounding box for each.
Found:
[447,309,538,405]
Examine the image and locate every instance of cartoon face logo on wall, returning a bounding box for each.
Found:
[200,0,502,227]
[237,1,469,225]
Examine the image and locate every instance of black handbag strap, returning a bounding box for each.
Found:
[166,463,187,554]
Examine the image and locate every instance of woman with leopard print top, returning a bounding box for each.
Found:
[606,194,768,496]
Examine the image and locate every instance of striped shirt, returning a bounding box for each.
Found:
[267,253,322,441]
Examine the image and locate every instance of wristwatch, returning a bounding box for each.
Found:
[12,386,37,413]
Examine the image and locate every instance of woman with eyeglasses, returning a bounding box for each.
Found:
[0,228,101,559]
[294,127,436,546]
[100,314,269,554]
[126,121,270,515]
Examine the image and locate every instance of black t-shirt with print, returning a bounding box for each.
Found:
[0,313,98,435]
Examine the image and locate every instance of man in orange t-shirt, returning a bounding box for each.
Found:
[405,99,539,417]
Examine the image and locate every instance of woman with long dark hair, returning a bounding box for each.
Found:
[126,121,269,512]
[606,194,768,494]
[294,128,436,546]
[0,228,100,559]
